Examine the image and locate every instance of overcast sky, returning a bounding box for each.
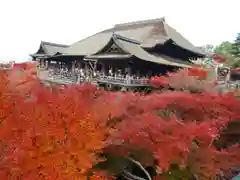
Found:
[0,0,239,62]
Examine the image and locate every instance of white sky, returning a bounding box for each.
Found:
[0,0,239,62]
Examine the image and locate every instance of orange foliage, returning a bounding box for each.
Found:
[0,66,114,179]
[107,68,240,179]
[0,64,239,180]
[89,171,116,180]
[150,67,216,92]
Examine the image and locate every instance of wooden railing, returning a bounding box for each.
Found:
[49,71,78,83]
[38,70,240,90]
[96,76,149,86]
[38,70,150,86]
[38,70,79,84]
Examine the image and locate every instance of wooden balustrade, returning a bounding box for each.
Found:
[38,70,78,84]
[38,70,240,90]
[96,75,150,87]
[38,70,150,87]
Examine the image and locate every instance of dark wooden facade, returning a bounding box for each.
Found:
[31,18,206,89]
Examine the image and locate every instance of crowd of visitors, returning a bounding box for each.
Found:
[44,65,150,85]
[0,61,14,69]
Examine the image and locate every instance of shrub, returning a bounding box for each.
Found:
[0,65,112,179]
[0,64,239,179]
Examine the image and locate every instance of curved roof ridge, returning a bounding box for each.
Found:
[113,34,140,44]
[63,31,113,56]
[114,37,192,68]
[162,21,205,56]
[106,17,165,32]
[114,17,165,28]
[93,34,137,55]
[93,35,115,55]
[31,41,70,56]
[68,29,113,47]
[41,41,69,48]
[61,17,205,57]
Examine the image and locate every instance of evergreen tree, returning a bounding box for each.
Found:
[214,33,240,68]
[231,33,240,57]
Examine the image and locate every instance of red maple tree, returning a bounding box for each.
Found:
[0,64,239,180]
[105,67,240,179]
[0,65,114,179]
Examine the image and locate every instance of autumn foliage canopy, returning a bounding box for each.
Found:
[0,63,239,180]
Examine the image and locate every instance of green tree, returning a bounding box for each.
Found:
[214,38,240,68]
[231,33,240,57]
[214,41,233,55]
[214,41,235,67]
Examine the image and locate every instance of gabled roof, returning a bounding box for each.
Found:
[63,32,113,56]
[63,17,205,56]
[84,34,192,68]
[112,35,192,68]
[31,41,69,57]
[162,22,204,55]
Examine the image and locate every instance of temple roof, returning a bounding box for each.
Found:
[30,41,69,57]
[84,34,192,68]
[63,17,205,56]
[113,35,192,68]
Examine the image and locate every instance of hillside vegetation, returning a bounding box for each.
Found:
[0,63,239,179]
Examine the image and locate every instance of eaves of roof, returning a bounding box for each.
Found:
[62,17,205,57]
[112,35,192,68]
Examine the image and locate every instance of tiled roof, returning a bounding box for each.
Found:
[63,17,205,56]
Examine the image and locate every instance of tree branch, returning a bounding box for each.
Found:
[122,169,147,180]
[127,157,152,180]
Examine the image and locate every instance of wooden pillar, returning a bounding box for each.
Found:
[101,63,106,75]
[79,60,83,69]
[47,60,51,69]
[128,60,132,75]
[42,59,46,68]
[71,60,76,72]
[56,61,60,69]
[39,59,42,67]
[83,61,86,71]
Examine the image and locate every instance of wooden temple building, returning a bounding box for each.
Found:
[31,17,205,90]
[31,41,69,61]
